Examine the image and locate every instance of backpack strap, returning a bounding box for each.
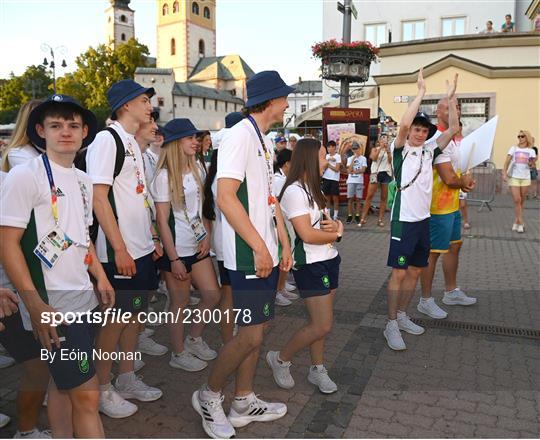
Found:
[103,127,125,179]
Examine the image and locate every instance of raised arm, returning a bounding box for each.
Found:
[395,68,427,148]
[436,74,459,151]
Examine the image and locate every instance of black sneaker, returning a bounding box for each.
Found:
[355,215,361,224]
[346,215,353,224]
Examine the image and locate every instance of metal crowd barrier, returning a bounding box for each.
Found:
[466,161,497,212]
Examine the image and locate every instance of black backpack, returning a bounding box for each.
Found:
[74,127,125,243]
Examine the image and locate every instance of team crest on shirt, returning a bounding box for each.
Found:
[133,296,142,309]
[322,275,330,288]
[262,303,270,317]
[78,358,89,374]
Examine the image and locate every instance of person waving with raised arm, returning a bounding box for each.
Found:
[384,69,459,351]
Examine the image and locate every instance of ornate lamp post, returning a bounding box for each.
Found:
[41,43,67,94]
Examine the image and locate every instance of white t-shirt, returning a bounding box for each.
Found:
[6,145,40,169]
[211,178,224,261]
[507,146,536,179]
[86,121,154,263]
[370,148,392,174]
[346,155,367,184]
[280,182,338,266]
[390,139,442,222]
[0,157,98,330]
[150,167,202,257]
[143,148,160,185]
[0,172,14,291]
[323,153,342,181]
[273,169,287,197]
[216,118,279,272]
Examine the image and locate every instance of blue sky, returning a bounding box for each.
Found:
[0,0,323,84]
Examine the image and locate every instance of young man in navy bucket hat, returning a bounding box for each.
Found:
[192,70,294,439]
[86,79,164,419]
[0,94,113,437]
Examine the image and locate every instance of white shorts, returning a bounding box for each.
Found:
[347,182,363,198]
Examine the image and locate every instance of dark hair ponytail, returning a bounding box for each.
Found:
[202,149,218,221]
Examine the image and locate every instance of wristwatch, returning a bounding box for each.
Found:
[336,232,342,243]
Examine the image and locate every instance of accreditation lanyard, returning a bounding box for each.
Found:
[42,154,92,265]
[125,137,151,210]
[246,115,277,228]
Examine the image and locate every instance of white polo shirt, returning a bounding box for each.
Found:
[86,121,154,263]
[216,118,279,272]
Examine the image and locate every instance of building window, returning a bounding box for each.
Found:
[402,20,425,41]
[204,6,210,19]
[170,38,176,55]
[198,39,205,57]
[301,104,307,113]
[173,1,179,13]
[120,14,127,23]
[442,17,466,37]
[420,97,489,135]
[365,23,386,47]
[158,97,165,107]
[121,33,126,41]
[189,97,192,108]
[162,3,168,15]
[192,1,199,15]
[214,100,218,111]
[108,16,112,23]
[203,98,206,109]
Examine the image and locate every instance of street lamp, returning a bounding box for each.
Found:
[41,43,67,94]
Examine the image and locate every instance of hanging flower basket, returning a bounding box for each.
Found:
[312,39,379,83]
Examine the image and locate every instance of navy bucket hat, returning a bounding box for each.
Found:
[412,112,437,140]
[107,79,155,118]
[225,111,244,128]
[162,118,199,145]
[26,94,98,149]
[245,71,295,108]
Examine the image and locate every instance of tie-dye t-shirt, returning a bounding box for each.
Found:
[507,146,536,179]
[430,130,461,215]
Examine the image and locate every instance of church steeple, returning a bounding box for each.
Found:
[105,0,135,49]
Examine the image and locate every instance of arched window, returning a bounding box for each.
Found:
[121,33,126,41]
[203,6,210,19]
[120,14,127,22]
[192,1,199,15]
[198,39,205,57]
[171,38,176,55]
[173,1,179,13]
[162,3,168,15]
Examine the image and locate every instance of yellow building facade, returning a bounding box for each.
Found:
[374,33,540,168]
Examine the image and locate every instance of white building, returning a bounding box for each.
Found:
[284,80,323,127]
[135,67,245,130]
[321,0,534,102]
[105,0,135,49]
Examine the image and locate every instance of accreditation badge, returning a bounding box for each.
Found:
[33,226,72,269]
[189,213,207,243]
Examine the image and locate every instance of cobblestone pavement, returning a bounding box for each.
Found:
[1,195,539,438]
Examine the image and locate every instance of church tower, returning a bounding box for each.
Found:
[156,0,216,82]
[105,0,135,49]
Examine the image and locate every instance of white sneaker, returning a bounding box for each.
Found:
[99,386,138,418]
[512,223,518,231]
[266,351,294,389]
[137,335,168,356]
[517,224,524,233]
[0,412,10,428]
[140,328,155,338]
[192,388,235,439]
[383,320,406,351]
[279,289,299,301]
[114,354,145,372]
[442,288,477,306]
[284,281,296,292]
[275,292,292,306]
[397,312,425,335]
[189,295,201,306]
[307,366,337,394]
[417,298,448,319]
[185,336,217,361]
[13,429,51,438]
[169,351,208,371]
[0,354,15,369]
[157,280,168,295]
[115,373,162,402]
[228,392,287,428]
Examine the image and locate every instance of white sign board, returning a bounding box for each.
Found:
[459,115,499,172]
